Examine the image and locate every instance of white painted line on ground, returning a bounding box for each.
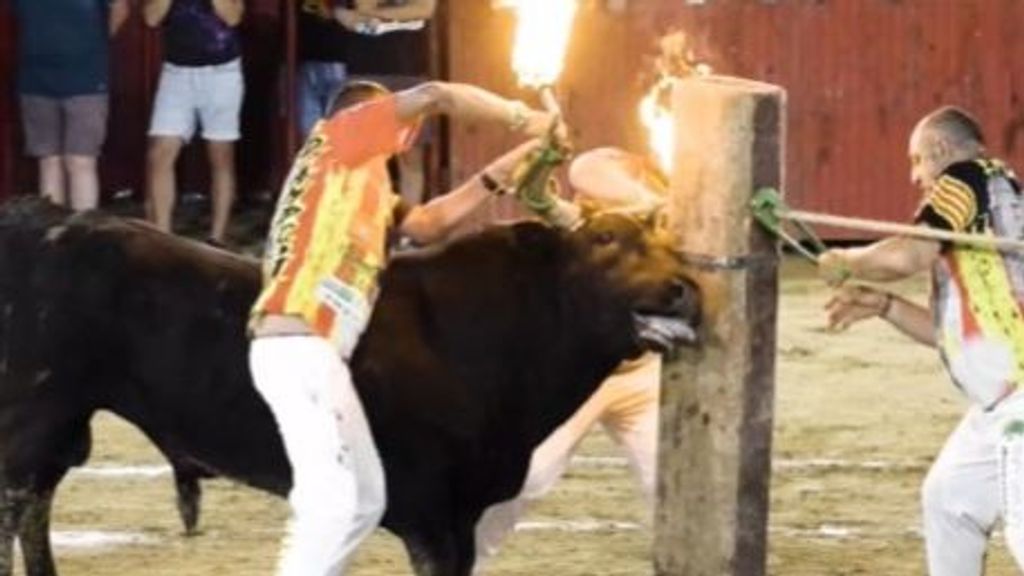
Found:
[70,465,171,479]
[516,519,644,533]
[770,525,923,541]
[571,455,929,473]
[513,521,928,540]
[73,458,928,478]
[570,456,629,468]
[49,530,156,550]
[773,458,929,473]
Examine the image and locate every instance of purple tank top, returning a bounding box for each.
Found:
[162,0,241,66]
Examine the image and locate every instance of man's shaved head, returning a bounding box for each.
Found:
[909,106,986,191]
[918,106,986,149]
[327,80,391,118]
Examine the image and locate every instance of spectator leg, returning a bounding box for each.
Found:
[64,156,99,211]
[206,140,236,243]
[37,157,64,206]
[147,136,183,233]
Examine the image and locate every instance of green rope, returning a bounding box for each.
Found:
[512,123,571,224]
[751,187,852,281]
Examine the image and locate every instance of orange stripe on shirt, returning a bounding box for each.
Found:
[262,159,337,315]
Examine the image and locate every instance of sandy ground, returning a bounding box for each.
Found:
[14,258,1023,575]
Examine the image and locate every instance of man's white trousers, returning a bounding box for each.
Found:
[923,392,1024,575]
[250,336,385,576]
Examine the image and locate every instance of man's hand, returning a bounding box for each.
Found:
[484,139,546,188]
[520,108,568,142]
[334,7,374,31]
[818,249,854,287]
[825,285,890,332]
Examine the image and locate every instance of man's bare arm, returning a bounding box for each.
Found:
[354,0,436,21]
[884,295,936,346]
[109,0,130,36]
[212,0,244,27]
[826,285,935,347]
[820,236,942,284]
[399,140,541,244]
[394,82,560,139]
[143,0,172,27]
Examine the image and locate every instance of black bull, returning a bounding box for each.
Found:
[0,197,700,576]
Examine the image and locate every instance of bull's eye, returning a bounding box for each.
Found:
[595,231,616,245]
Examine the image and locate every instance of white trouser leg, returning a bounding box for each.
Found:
[250,337,386,576]
[922,406,999,576]
[600,353,661,507]
[999,405,1024,570]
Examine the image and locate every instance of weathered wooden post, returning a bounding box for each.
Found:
[656,76,785,576]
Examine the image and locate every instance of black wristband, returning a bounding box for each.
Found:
[480,172,508,196]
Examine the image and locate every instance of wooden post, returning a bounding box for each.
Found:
[656,76,785,576]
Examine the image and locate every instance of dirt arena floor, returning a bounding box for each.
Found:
[17,257,1022,575]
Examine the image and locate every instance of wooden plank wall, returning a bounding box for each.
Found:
[446,0,1024,239]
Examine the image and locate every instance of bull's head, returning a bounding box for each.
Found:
[564,212,700,355]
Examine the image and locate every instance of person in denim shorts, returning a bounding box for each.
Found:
[13,0,129,210]
[143,0,244,246]
[344,0,436,206]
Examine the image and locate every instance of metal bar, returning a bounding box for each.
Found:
[775,227,820,264]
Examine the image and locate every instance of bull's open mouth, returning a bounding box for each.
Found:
[632,313,698,351]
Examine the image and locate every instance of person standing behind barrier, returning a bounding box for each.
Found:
[13,0,129,210]
[472,147,668,573]
[295,0,348,139]
[248,79,561,576]
[820,105,1024,576]
[344,0,436,206]
[143,0,244,246]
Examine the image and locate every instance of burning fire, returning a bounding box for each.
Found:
[506,0,579,89]
[640,78,675,176]
[639,32,712,175]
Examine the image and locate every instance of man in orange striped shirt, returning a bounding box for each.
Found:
[821,106,1024,575]
[248,79,560,576]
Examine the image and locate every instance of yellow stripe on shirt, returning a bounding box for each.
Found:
[932,175,978,231]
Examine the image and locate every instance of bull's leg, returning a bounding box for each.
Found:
[402,520,477,576]
[172,465,203,536]
[1,403,92,576]
[18,490,57,576]
[451,518,479,576]
[403,532,452,576]
[0,486,31,576]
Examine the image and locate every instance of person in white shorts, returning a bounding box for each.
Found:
[143,0,244,246]
[473,147,668,572]
[821,105,1024,575]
